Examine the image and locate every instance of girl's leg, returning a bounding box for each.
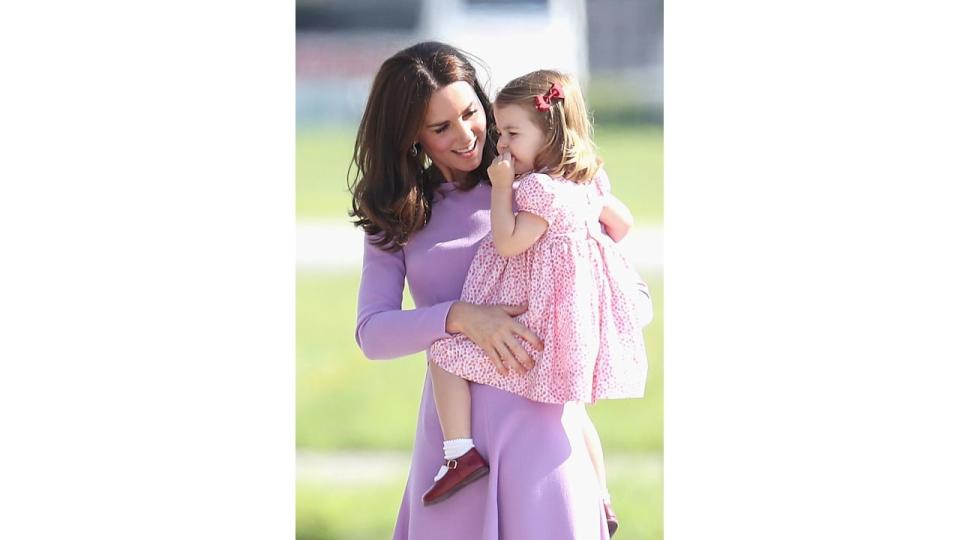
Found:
[421,362,489,505]
[428,360,472,440]
[426,359,484,491]
[579,404,611,503]
[581,405,620,533]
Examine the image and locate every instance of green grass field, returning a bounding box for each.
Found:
[296,125,663,224]
[296,123,663,539]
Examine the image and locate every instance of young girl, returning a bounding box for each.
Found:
[423,70,650,535]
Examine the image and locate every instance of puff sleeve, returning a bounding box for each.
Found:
[593,168,612,199]
[514,173,560,225]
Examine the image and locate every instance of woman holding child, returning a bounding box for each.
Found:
[351,41,650,539]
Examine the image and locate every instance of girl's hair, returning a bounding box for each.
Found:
[494,70,602,183]
[348,41,498,252]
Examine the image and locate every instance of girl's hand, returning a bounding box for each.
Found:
[445,301,543,376]
[487,150,516,188]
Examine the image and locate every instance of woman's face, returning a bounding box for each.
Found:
[418,81,487,183]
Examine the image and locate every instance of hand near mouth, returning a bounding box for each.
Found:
[487,150,516,187]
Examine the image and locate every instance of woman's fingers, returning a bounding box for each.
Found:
[511,320,544,351]
[483,345,508,376]
[503,336,533,371]
[496,304,543,352]
[499,303,528,317]
[494,341,524,374]
[461,303,540,375]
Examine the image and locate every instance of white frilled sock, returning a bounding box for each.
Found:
[433,438,475,481]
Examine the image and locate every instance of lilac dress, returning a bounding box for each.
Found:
[356,181,611,540]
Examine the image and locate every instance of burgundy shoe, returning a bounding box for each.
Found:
[422,448,490,506]
[604,501,619,537]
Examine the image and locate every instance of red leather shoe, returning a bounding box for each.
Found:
[421,448,490,506]
[604,501,619,537]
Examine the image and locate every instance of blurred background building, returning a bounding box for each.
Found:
[296,0,662,125]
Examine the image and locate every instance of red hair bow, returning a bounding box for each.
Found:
[534,83,565,112]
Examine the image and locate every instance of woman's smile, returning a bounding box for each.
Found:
[453,138,479,157]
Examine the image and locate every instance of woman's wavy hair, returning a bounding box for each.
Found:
[348,41,498,251]
[494,70,602,183]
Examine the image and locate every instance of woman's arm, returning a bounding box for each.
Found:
[355,237,457,360]
[600,194,634,243]
[355,236,543,370]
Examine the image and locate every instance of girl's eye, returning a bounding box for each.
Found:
[464,109,476,119]
[508,132,518,137]
[433,125,447,134]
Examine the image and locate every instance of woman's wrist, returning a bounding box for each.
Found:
[445,301,467,334]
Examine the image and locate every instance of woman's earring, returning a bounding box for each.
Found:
[410,144,419,157]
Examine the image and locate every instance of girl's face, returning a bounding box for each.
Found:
[493,104,547,177]
[418,81,487,183]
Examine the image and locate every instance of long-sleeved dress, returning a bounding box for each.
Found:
[356,181,647,540]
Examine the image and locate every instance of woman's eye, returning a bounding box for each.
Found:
[464,109,476,119]
[433,126,447,134]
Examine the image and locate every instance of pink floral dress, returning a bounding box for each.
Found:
[428,169,648,404]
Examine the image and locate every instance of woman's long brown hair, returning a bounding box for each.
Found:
[348,42,498,252]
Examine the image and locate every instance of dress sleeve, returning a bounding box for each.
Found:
[514,173,559,225]
[355,234,456,360]
[594,168,612,199]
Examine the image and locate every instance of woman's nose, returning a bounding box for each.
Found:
[455,120,473,144]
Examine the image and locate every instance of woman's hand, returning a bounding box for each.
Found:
[487,150,516,188]
[445,301,543,376]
